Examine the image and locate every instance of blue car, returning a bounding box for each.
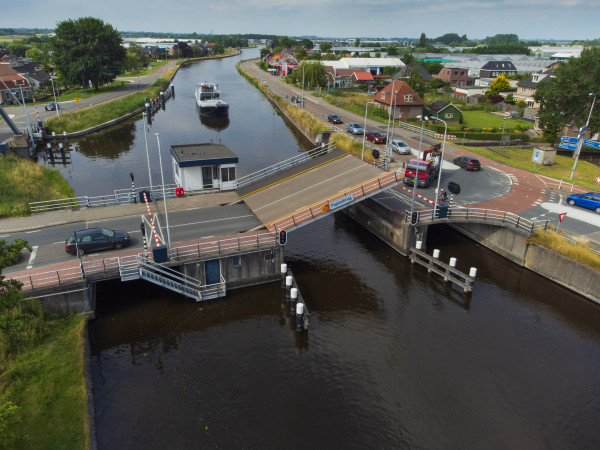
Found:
[566,192,600,214]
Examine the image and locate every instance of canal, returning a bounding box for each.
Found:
[82,49,600,448]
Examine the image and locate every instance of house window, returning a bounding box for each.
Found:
[404,94,413,102]
[453,71,458,76]
[221,167,236,182]
[444,113,453,119]
[460,71,465,76]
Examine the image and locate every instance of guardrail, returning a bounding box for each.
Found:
[235,143,335,189]
[397,121,438,138]
[410,206,548,236]
[28,183,219,213]
[268,170,402,232]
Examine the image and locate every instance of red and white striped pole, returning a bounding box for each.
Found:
[32,93,41,125]
[143,192,161,247]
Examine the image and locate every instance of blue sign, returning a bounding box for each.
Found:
[559,143,578,151]
[560,136,578,144]
[329,194,355,210]
[583,139,600,149]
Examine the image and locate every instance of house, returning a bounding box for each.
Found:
[373,80,424,119]
[514,70,553,108]
[11,62,51,91]
[479,60,517,79]
[424,100,462,124]
[351,71,375,87]
[322,57,404,76]
[325,67,374,89]
[170,143,239,192]
[433,67,468,88]
[392,63,432,81]
[0,63,32,105]
[144,45,160,57]
[268,52,300,76]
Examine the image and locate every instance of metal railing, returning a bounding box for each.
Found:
[169,232,277,261]
[235,143,335,189]
[410,206,548,236]
[269,170,402,232]
[397,121,438,138]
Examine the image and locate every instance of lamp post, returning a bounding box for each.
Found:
[429,116,448,217]
[410,115,429,216]
[50,77,60,118]
[155,133,172,252]
[362,101,375,160]
[385,79,398,156]
[570,92,596,181]
[301,64,305,108]
[142,112,154,197]
[14,80,34,143]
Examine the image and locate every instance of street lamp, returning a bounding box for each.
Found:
[14,80,34,143]
[362,101,375,160]
[50,77,60,118]
[410,115,429,216]
[429,116,448,218]
[155,133,172,252]
[301,64,305,108]
[570,92,596,181]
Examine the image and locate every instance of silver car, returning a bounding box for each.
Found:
[390,139,412,154]
[347,122,364,135]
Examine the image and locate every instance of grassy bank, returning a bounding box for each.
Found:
[0,156,75,217]
[529,227,600,269]
[462,146,600,191]
[0,314,89,449]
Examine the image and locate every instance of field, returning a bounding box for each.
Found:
[461,110,532,131]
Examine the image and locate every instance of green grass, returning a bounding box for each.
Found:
[119,59,170,78]
[459,145,600,191]
[0,157,75,217]
[0,314,89,449]
[529,226,600,269]
[461,110,532,131]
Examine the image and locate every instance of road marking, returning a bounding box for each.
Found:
[25,230,40,233]
[0,234,9,238]
[26,246,38,269]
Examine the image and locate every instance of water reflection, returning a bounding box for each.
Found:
[197,104,230,131]
[74,119,137,160]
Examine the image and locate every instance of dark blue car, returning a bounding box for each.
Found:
[566,192,600,214]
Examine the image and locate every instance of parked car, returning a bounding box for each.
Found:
[45,102,59,111]
[453,156,481,171]
[65,228,131,256]
[566,192,600,214]
[346,122,364,135]
[365,130,387,144]
[328,114,343,124]
[390,139,412,155]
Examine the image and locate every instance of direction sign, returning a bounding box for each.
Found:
[560,136,578,144]
[583,139,600,149]
[559,142,578,151]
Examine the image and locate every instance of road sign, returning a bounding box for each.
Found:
[578,125,587,141]
[559,142,578,151]
[583,139,600,149]
[75,98,79,103]
[560,136,578,144]
[596,177,600,185]
[559,212,567,223]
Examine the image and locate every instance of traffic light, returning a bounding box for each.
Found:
[278,230,287,245]
[411,212,418,225]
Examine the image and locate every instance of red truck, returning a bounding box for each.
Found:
[402,143,441,188]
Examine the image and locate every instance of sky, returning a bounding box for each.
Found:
[4,0,600,41]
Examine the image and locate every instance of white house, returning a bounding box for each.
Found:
[170,143,238,192]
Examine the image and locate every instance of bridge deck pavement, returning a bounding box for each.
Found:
[241,153,384,227]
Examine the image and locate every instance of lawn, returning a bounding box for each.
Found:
[463,145,600,191]
[461,110,532,131]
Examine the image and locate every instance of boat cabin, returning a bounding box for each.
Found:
[170,143,238,192]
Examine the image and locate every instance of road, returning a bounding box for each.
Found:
[0,62,175,142]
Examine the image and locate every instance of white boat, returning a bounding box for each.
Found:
[195,82,229,117]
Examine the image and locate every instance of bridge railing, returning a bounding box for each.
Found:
[169,232,277,261]
[235,143,335,189]
[411,206,548,236]
[269,170,402,232]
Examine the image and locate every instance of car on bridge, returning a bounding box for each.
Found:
[566,192,600,214]
[65,228,131,256]
[347,122,364,135]
[328,114,343,124]
[365,130,387,144]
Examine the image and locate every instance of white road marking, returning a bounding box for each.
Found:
[26,246,38,269]
[25,230,40,233]
[540,202,600,226]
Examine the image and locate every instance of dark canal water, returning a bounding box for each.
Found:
[84,49,600,448]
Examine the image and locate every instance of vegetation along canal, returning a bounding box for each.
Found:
[71,49,600,448]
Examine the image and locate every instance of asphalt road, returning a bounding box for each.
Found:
[3,203,259,273]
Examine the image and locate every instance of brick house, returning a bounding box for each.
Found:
[0,63,32,105]
[373,80,424,119]
[433,67,468,88]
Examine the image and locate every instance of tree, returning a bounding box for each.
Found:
[419,33,427,48]
[421,61,443,76]
[213,42,225,55]
[292,61,326,88]
[52,17,126,90]
[300,38,314,50]
[489,74,511,93]
[535,46,600,142]
[127,42,149,71]
[295,48,307,60]
[354,38,361,47]
[320,42,332,53]
[387,46,398,56]
[6,42,28,57]
[173,41,193,58]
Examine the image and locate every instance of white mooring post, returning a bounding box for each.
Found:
[296,303,305,332]
[290,287,298,314]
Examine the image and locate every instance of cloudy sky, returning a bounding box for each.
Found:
[5,0,600,41]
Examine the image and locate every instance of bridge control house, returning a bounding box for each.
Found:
[170,143,238,192]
